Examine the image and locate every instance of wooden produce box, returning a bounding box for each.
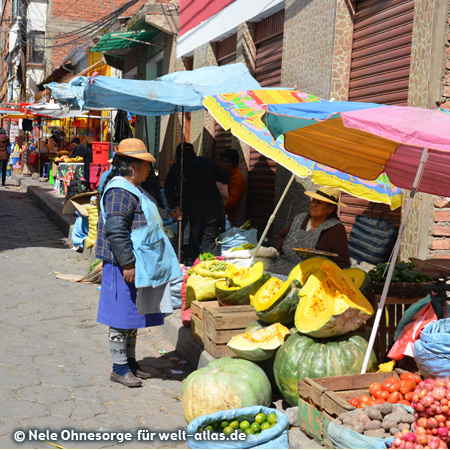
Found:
[297,369,407,448]
[190,300,219,346]
[365,294,422,371]
[202,304,257,358]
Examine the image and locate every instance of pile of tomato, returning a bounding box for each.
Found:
[350,372,422,408]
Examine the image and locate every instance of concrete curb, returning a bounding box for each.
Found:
[162,309,215,369]
[11,173,75,236]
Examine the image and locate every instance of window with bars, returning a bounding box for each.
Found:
[28,31,45,64]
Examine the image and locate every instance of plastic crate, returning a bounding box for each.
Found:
[89,163,108,189]
[92,142,109,165]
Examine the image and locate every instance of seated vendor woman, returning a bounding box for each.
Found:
[270,186,350,276]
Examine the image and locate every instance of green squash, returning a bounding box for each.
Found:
[244,320,269,334]
[273,331,378,406]
[216,267,271,306]
[227,323,290,361]
[182,357,272,423]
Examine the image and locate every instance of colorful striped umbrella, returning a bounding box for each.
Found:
[203,90,401,209]
[263,100,450,374]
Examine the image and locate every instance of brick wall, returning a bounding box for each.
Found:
[432,197,450,258]
[47,0,147,70]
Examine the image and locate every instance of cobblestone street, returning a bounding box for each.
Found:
[0,184,190,449]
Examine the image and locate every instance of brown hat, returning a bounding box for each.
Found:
[304,186,347,207]
[115,138,156,163]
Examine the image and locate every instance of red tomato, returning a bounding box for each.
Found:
[398,393,404,401]
[386,381,401,393]
[386,377,399,384]
[404,392,414,402]
[359,395,371,403]
[375,390,389,400]
[374,398,386,404]
[400,372,421,384]
[400,380,416,394]
[358,401,369,408]
[369,382,382,395]
[350,398,360,407]
[388,391,400,404]
[381,381,394,391]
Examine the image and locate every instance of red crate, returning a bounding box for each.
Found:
[92,142,109,164]
[89,163,108,190]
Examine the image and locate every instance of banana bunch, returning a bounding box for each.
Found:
[85,204,99,249]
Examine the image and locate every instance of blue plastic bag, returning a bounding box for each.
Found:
[375,438,394,449]
[71,211,89,248]
[414,318,450,379]
[186,406,289,449]
[216,228,258,253]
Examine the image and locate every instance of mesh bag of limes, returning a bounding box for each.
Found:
[186,406,289,449]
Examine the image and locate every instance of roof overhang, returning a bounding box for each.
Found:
[90,28,161,53]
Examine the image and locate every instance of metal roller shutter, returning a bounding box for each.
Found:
[339,0,413,235]
[247,9,284,231]
[213,34,237,163]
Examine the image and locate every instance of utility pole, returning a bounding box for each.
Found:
[19,0,28,102]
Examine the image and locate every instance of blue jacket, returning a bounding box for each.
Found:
[100,177,181,288]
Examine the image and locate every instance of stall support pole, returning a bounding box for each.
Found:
[250,173,296,265]
[360,147,429,374]
[177,108,185,263]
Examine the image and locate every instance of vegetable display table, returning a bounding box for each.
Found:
[54,163,85,197]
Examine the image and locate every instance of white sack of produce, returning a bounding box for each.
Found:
[222,247,279,269]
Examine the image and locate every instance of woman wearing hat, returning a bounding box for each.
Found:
[96,138,181,388]
[271,186,350,276]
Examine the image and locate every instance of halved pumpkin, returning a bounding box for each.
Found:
[215,272,271,305]
[295,260,374,338]
[343,267,373,300]
[297,257,331,285]
[251,264,303,325]
[227,323,290,361]
[225,262,264,287]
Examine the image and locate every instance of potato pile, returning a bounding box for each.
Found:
[335,403,415,439]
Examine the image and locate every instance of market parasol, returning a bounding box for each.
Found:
[203,90,402,262]
[263,100,450,374]
[203,90,401,209]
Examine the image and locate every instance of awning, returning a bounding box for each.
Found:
[91,29,161,53]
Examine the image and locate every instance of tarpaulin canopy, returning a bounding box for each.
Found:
[91,29,161,53]
[44,63,261,116]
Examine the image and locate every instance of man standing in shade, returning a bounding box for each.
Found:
[164,143,230,265]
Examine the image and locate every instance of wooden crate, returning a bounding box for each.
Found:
[365,294,422,371]
[297,369,407,447]
[202,304,258,358]
[190,300,220,346]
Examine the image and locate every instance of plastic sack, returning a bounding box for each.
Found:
[71,211,89,248]
[394,295,432,340]
[328,406,413,449]
[85,204,99,249]
[414,318,450,379]
[186,406,289,449]
[217,227,258,253]
[185,274,222,309]
[387,301,437,359]
[222,247,279,269]
[375,438,394,449]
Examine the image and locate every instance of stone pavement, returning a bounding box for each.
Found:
[0,174,324,450]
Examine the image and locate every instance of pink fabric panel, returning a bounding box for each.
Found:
[342,106,450,152]
[385,146,450,197]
